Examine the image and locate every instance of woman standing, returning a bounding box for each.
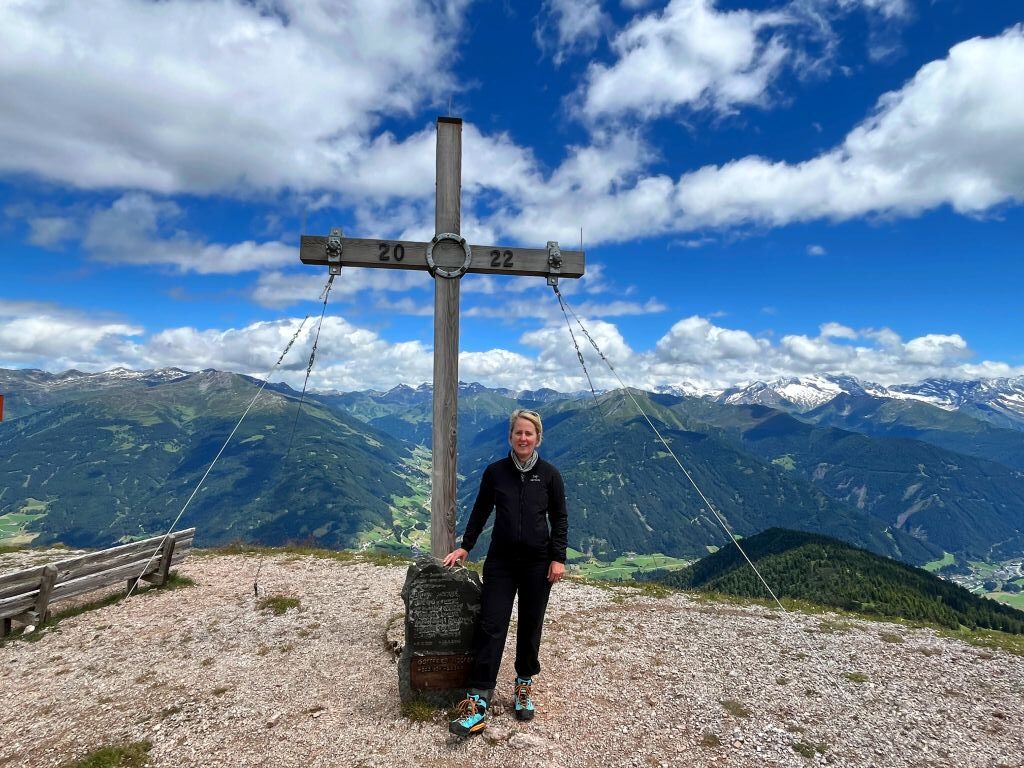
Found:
[443,408,568,736]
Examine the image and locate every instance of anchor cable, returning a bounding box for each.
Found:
[553,286,602,414]
[124,277,333,601]
[551,285,786,613]
[254,275,336,596]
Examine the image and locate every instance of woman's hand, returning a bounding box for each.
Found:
[443,548,469,567]
[548,560,566,584]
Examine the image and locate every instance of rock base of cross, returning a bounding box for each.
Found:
[398,556,482,707]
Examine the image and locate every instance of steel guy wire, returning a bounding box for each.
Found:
[124,277,331,601]
[255,275,335,596]
[552,287,787,612]
[553,285,602,416]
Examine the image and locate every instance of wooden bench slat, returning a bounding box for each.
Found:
[42,529,196,574]
[0,592,38,618]
[0,565,51,590]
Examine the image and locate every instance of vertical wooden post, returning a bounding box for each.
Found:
[152,536,177,586]
[431,117,462,559]
[33,564,58,627]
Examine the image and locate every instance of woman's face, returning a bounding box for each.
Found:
[510,417,539,461]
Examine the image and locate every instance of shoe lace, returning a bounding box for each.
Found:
[457,696,481,720]
[514,681,532,707]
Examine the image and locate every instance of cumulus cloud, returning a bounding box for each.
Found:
[580,0,792,121]
[0,300,143,369]
[0,0,466,194]
[2,298,1021,391]
[490,24,1024,245]
[675,26,1024,227]
[81,193,293,274]
[655,315,766,363]
[820,322,857,340]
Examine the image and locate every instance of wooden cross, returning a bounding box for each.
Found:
[299,117,585,559]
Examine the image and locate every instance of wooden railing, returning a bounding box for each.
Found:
[0,528,195,638]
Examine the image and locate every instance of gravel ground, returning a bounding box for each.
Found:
[1,552,1022,768]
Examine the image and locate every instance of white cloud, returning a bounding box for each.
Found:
[833,0,909,20]
[580,0,793,121]
[3,298,1021,392]
[807,244,826,255]
[655,315,766,363]
[82,193,293,274]
[820,322,857,340]
[675,26,1024,227]
[903,333,970,365]
[251,268,427,309]
[142,317,435,390]
[780,332,856,365]
[0,300,143,369]
[0,0,467,194]
[536,0,611,65]
[27,217,75,248]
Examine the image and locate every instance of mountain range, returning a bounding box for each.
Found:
[1,368,1022,573]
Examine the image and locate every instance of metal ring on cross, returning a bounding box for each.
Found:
[425,233,472,279]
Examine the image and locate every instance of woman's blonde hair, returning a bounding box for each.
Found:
[508,409,543,445]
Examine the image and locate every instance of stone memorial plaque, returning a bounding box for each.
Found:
[409,654,473,690]
[398,556,481,706]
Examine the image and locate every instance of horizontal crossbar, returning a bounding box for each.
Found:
[299,236,584,278]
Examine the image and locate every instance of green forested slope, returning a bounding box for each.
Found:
[0,370,419,549]
[653,528,1024,633]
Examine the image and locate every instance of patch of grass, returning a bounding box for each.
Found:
[938,627,1024,657]
[60,741,151,768]
[792,740,828,758]
[359,549,411,567]
[162,571,195,590]
[814,619,855,634]
[401,698,437,722]
[719,699,751,718]
[843,671,869,684]
[922,551,955,572]
[207,542,355,563]
[879,632,904,643]
[257,595,300,615]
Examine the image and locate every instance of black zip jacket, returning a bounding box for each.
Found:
[460,454,568,563]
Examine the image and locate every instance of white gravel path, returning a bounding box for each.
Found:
[1,552,1022,768]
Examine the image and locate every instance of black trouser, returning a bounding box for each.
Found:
[467,554,552,692]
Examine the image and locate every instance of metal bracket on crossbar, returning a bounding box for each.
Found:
[547,241,562,287]
[426,232,472,279]
[326,228,343,275]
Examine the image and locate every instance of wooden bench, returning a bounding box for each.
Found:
[0,527,195,638]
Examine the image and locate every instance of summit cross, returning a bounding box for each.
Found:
[299,116,585,558]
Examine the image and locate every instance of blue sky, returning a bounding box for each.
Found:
[2,0,1022,393]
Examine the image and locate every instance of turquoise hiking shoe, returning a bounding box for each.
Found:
[449,694,488,737]
[514,677,535,721]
